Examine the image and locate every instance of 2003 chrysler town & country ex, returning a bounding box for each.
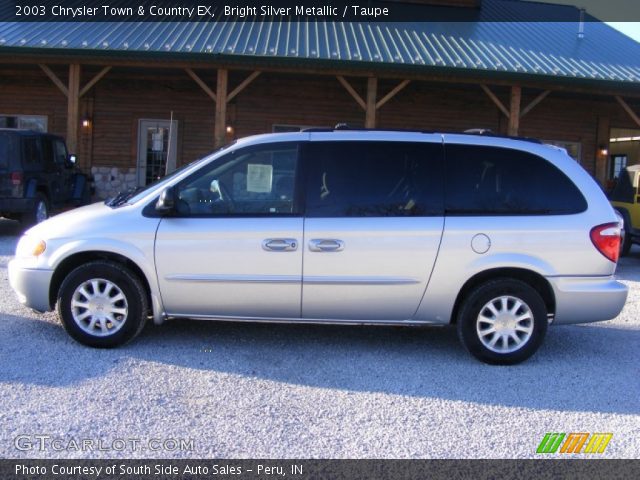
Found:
[8,130,628,364]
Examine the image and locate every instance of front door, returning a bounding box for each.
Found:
[301,137,445,321]
[154,141,303,318]
[137,119,178,187]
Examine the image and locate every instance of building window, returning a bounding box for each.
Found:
[610,154,627,179]
[0,114,48,132]
[543,140,581,162]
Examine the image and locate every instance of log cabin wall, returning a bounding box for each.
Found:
[1,63,639,198]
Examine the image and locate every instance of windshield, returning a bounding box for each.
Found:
[106,142,236,207]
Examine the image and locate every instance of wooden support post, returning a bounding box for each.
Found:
[615,96,640,127]
[67,64,81,154]
[376,79,410,110]
[336,76,366,110]
[508,85,521,136]
[365,77,377,128]
[480,84,510,118]
[227,71,261,103]
[520,90,550,118]
[214,69,228,149]
[39,64,68,97]
[596,116,611,185]
[185,68,216,102]
[79,66,111,98]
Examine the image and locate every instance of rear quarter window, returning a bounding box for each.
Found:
[0,134,20,171]
[21,136,42,170]
[444,144,587,215]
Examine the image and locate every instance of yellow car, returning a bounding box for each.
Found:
[611,164,640,256]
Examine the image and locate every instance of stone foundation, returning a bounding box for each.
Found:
[91,166,138,200]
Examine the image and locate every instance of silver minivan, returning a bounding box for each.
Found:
[9,130,628,364]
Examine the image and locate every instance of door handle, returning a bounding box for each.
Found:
[262,238,298,252]
[308,239,345,252]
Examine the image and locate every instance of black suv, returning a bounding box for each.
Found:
[0,129,91,226]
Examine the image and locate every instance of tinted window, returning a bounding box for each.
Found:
[41,137,56,171]
[53,139,68,165]
[0,133,15,170]
[445,145,587,215]
[22,137,42,170]
[175,142,299,216]
[304,141,443,217]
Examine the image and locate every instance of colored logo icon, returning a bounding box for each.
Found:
[537,433,612,454]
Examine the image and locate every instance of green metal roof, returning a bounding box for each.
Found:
[1,1,640,85]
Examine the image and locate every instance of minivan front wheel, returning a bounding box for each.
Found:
[57,261,148,347]
[457,279,548,365]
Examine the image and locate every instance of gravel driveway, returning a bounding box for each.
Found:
[0,218,638,459]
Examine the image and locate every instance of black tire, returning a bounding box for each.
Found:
[20,192,49,227]
[57,261,148,348]
[457,278,548,365]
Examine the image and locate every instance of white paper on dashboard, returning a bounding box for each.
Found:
[247,164,273,193]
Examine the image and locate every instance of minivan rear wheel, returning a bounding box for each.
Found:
[57,261,148,348]
[457,279,548,365]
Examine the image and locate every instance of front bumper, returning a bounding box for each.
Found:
[549,275,628,324]
[8,259,54,312]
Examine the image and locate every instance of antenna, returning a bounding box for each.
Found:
[165,111,173,176]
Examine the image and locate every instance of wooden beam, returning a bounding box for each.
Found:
[214,69,228,148]
[365,77,377,128]
[39,64,68,97]
[227,71,261,103]
[480,84,510,118]
[66,64,81,154]
[15,54,640,99]
[79,66,111,98]
[185,68,216,102]
[376,79,411,110]
[520,90,550,118]
[615,95,640,128]
[336,75,366,110]
[508,85,521,136]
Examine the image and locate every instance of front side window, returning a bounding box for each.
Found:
[53,139,68,165]
[444,144,587,215]
[304,141,444,217]
[174,142,299,216]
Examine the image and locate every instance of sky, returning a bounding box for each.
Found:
[606,23,640,43]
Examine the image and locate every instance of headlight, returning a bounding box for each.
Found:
[16,236,46,258]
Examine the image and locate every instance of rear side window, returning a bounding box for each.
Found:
[22,137,42,170]
[0,133,15,170]
[304,141,443,217]
[444,145,587,215]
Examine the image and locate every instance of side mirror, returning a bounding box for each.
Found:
[67,154,77,168]
[155,187,176,214]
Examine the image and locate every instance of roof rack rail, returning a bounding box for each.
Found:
[464,128,493,135]
[303,124,437,134]
[462,128,542,144]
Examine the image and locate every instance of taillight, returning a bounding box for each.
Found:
[10,171,23,186]
[590,222,621,263]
